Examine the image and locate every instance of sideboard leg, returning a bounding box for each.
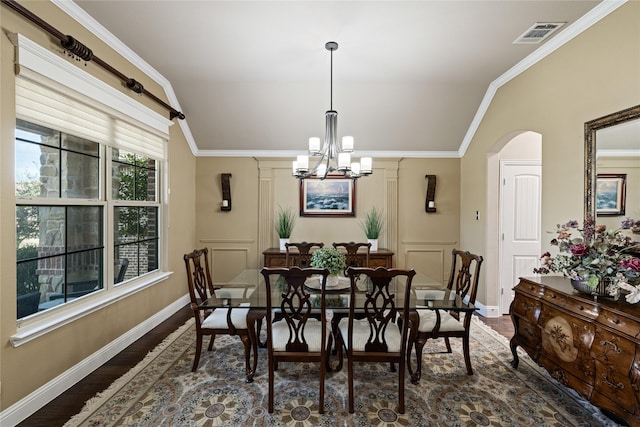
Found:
[510,338,520,369]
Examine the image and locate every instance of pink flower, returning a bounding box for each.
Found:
[570,243,589,257]
[620,257,640,272]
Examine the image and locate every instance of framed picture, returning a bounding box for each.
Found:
[300,177,355,217]
[596,174,626,216]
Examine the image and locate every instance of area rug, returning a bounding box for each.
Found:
[64,317,621,426]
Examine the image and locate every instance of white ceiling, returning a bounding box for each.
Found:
[68,0,608,157]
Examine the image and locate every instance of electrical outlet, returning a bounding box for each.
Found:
[475,211,480,220]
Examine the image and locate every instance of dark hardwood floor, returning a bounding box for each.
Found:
[17,309,513,426]
[18,305,193,427]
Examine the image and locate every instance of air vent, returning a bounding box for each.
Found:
[513,22,566,44]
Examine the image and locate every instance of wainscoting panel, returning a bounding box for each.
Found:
[199,239,256,283]
[401,241,457,285]
[405,248,445,284]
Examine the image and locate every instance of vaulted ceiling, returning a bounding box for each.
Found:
[69,0,609,158]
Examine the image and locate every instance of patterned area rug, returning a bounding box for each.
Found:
[65,317,621,426]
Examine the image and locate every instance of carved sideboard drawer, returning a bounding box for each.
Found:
[539,305,595,381]
[597,308,640,340]
[517,280,544,298]
[514,318,540,352]
[511,293,541,324]
[368,257,390,268]
[265,256,287,267]
[564,298,599,319]
[591,390,640,427]
[542,288,566,306]
[538,355,594,401]
[591,328,637,414]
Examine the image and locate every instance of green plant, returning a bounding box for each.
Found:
[310,247,346,276]
[360,206,384,239]
[274,205,296,238]
[17,244,39,296]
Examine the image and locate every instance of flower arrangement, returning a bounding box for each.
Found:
[534,218,640,302]
[310,247,346,276]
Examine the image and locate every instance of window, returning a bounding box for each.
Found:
[15,95,163,320]
[112,150,159,281]
[10,33,170,344]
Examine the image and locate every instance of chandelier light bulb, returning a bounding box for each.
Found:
[309,137,321,153]
[342,136,354,151]
[360,157,373,174]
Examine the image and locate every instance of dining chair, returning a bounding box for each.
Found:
[260,266,331,413]
[183,248,252,375]
[332,241,371,274]
[336,266,415,414]
[285,241,324,267]
[407,249,483,383]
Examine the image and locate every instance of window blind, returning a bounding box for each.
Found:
[16,76,166,160]
[16,76,111,144]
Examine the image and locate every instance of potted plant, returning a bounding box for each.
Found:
[310,247,346,286]
[274,205,296,250]
[360,206,384,251]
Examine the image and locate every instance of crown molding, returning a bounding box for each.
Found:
[196,149,460,159]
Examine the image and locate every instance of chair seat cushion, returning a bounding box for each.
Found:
[271,318,330,352]
[338,317,402,353]
[417,309,465,333]
[202,303,249,329]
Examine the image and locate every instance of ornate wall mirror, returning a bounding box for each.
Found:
[584,105,640,224]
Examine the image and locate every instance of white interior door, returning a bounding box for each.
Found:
[500,161,541,313]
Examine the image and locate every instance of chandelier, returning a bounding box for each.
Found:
[292,41,372,180]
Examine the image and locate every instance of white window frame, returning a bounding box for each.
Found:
[10,33,173,347]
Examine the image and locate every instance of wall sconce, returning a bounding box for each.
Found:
[425,174,436,213]
[221,173,232,211]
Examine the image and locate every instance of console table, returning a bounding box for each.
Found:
[510,276,640,426]
[262,248,393,269]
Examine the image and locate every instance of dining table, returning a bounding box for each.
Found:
[201,269,477,382]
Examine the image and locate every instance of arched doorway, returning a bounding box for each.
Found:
[486,131,542,314]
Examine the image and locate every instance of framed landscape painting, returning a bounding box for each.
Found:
[300,177,355,217]
[596,174,626,216]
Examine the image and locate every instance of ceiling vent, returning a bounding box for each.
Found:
[513,22,566,44]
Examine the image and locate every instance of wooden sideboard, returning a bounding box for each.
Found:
[262,248,393,269]
[510,276,640,426]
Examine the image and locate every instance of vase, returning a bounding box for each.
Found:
[368,238,378,252]
[570,277,611,297]
[279,238,289,251]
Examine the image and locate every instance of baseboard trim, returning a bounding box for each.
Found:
[475,301,502,318]
[0,294,190,427]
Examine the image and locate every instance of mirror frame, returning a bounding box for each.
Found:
[584,104,640,221]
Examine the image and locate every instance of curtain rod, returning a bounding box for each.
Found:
[1,0,185,120]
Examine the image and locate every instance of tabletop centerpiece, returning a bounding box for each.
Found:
[310,247,346,287]
[534,218,640,302]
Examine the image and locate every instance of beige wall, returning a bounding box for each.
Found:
[1,2,196,410]
[461,2,640,308]
[195,157,461,283]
